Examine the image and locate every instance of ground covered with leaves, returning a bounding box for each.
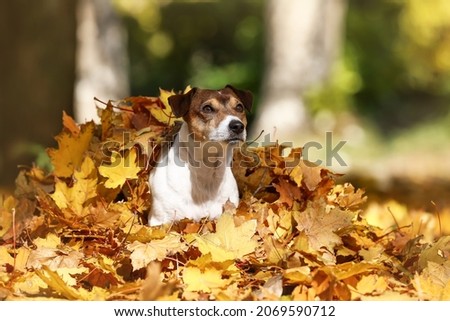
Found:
[1,90,449,301]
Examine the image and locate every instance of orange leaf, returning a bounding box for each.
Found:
[47,122,95,178]
[62,111,80,136]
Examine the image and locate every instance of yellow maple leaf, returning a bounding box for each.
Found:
[155,87,191,126]
[33,233,61,248]
[47,121,95,178]
[51,157,97,215]
[151,88,180,126]
[183,266,229,293]
[35,266,82,300]
[194,213,258,262]
[99,149,141,189]
[127,232,187,271]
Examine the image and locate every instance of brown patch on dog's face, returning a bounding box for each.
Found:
[169,86,252,142]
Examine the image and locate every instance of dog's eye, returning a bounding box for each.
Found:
[202,105,214,113]
[235,104,244,113]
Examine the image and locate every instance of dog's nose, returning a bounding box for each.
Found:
[229,119,244,134]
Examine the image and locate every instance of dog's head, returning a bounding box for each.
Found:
[168,85,253,143]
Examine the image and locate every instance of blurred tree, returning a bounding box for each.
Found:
[398,0,450,93]
[0,0,76,187]
[251,0,347,143]
[75,0,129,123]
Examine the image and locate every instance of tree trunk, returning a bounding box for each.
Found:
[74,0,129,123]
[0,0,76,187]
[251,0,347,144]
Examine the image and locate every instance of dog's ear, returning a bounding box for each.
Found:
[225,84,253,112]
[168,88,197,118]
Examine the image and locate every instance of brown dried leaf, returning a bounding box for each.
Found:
[274,178,301,208]
[294,201,355,253]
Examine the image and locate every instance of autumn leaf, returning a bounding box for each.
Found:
[27,247,84,271]
[35,266,82,300]
[356,274,388,295]
[139,262,177,300]
[193,213,258,262]
[13,272,49,296]
[5,88,450,302]
[84,201,122,228]
[267,208,293,240]
[62,111,80,136]
[0,246,14,267]
[183,266,230,293]
[418,236,450,270]
[293,200,355,253]
[51,157,97,215]
[255,275,283,300]
[99,149,141,189]
[274,178,301,208]
[414,261,450,300]
[47,121,95,178]
[289,161,323,191]
[127,232,187,271]
[0,196,16,239]
[153,88,181,126]
[328,183,367,209]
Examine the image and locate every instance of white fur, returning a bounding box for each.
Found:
[148,118,244,226]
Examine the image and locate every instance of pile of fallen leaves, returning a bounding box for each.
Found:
[1,89,449,301]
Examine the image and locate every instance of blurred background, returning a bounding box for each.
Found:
[1,0,449,210]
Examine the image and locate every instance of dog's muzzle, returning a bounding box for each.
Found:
[226,119,246,143]
[229,119,244,135]
[209,116,247,143]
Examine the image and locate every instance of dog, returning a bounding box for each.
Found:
[148,85,253,226]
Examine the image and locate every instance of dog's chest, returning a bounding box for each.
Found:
[148,143,239,225]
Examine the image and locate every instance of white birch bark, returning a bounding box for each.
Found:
[74,0,129,123]
[251,0,347,143]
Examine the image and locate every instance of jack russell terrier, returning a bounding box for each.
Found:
[148,85,253,226]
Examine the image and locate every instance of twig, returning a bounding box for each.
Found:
[431,201,442,238]
[12,207,16,271]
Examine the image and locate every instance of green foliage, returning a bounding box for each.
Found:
[307,0,450,136]
[114,0,264,96]
[343,0,450,133]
